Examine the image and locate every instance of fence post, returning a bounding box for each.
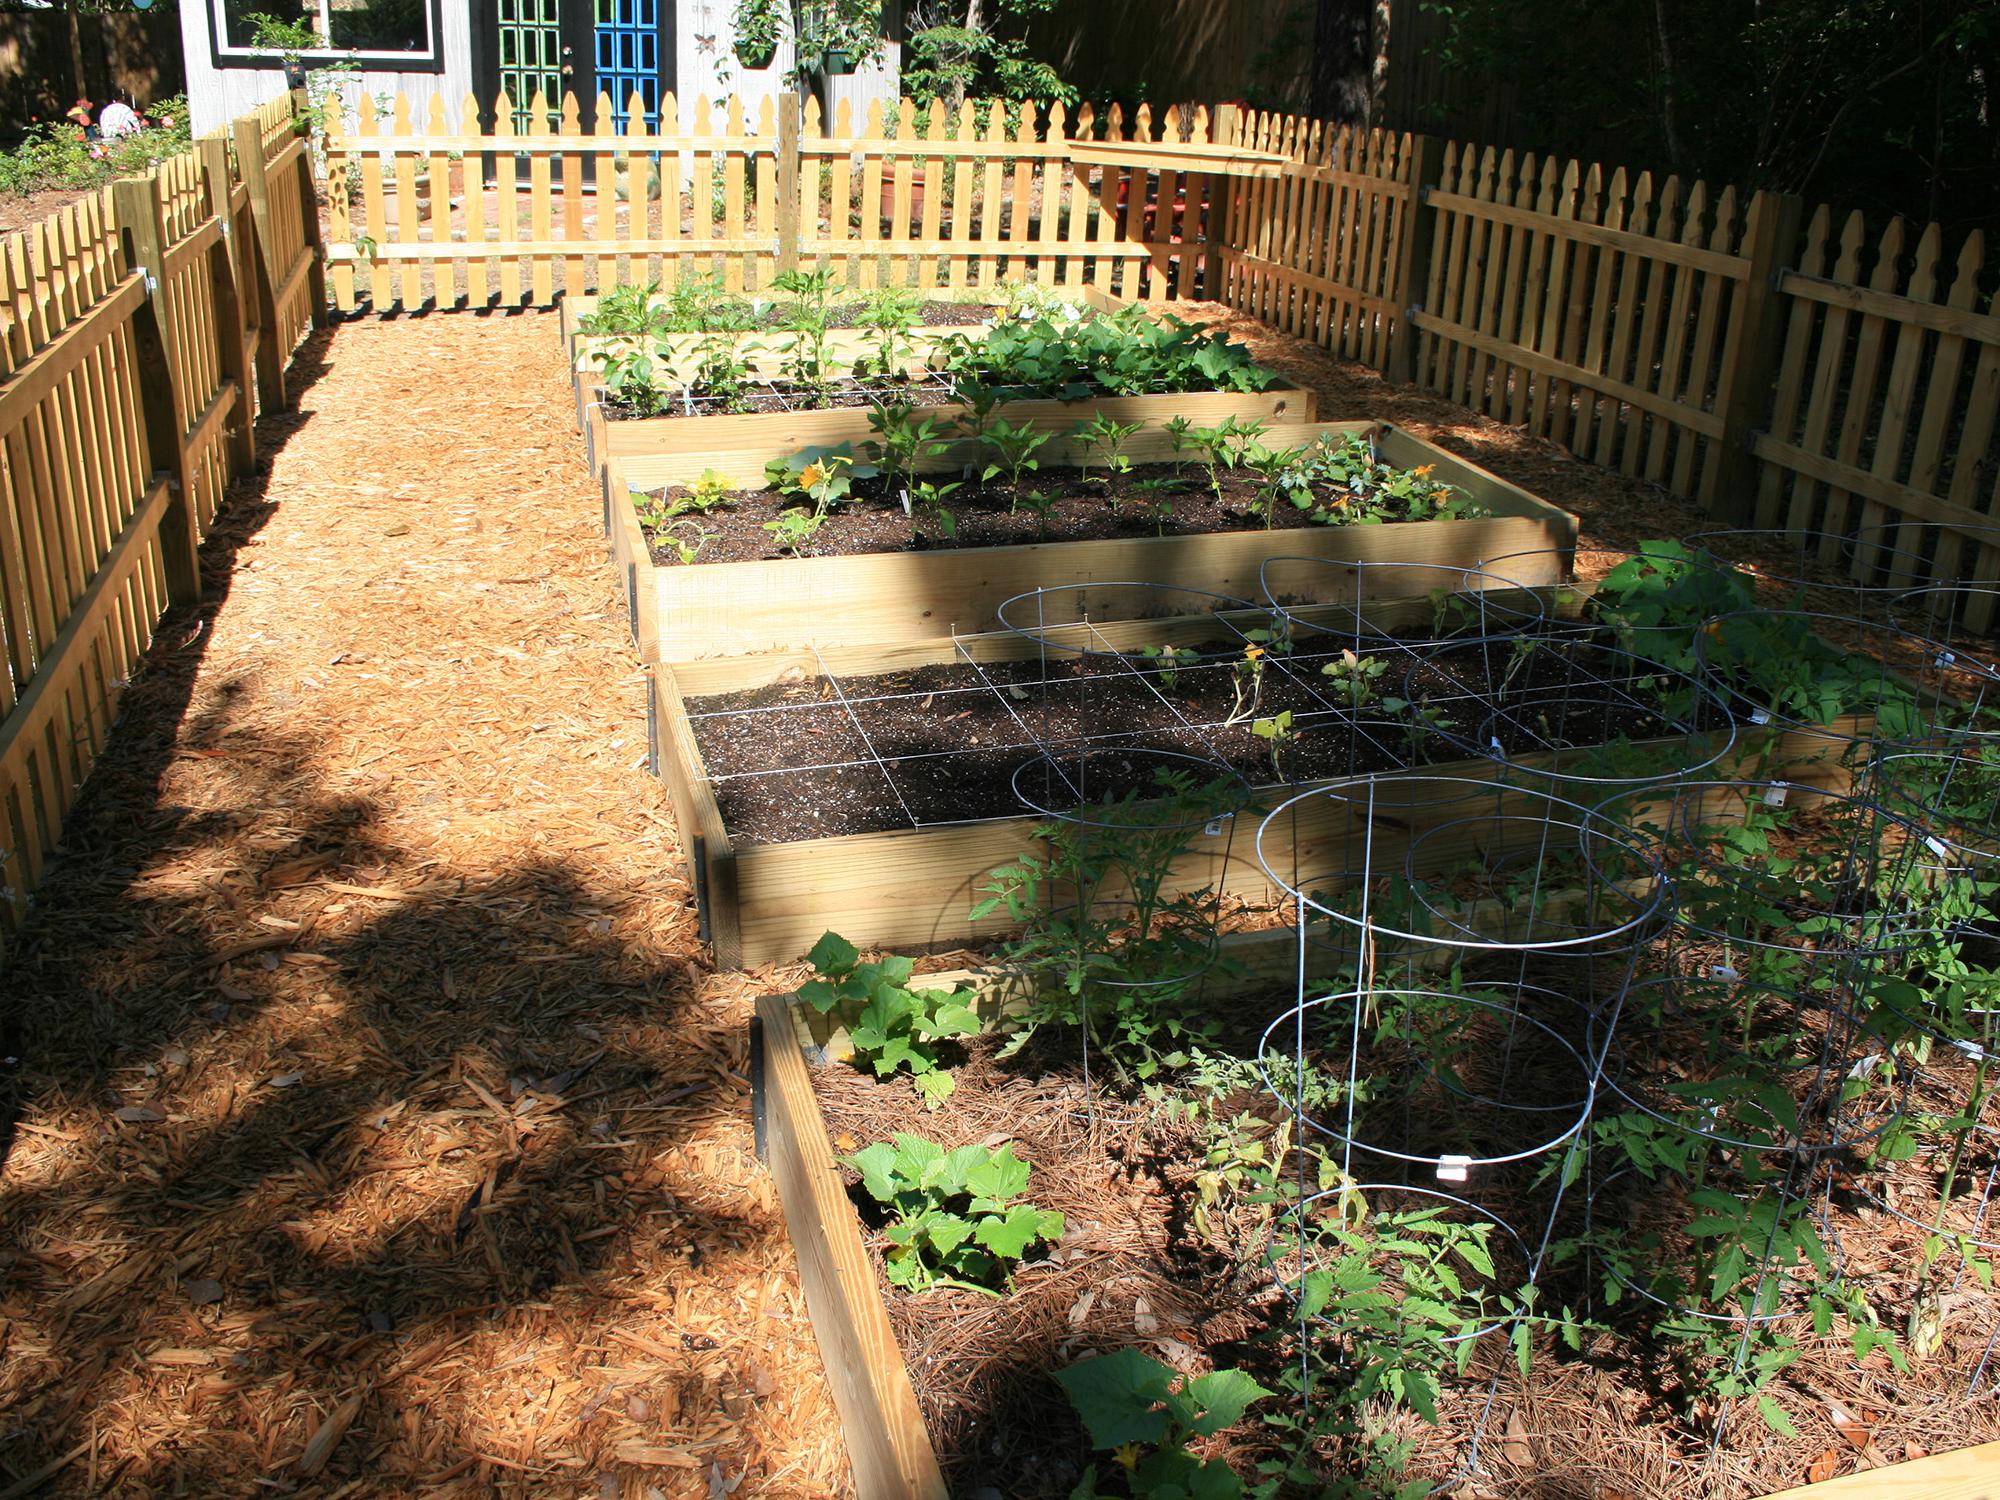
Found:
[291,88,330,328]
[1209,104,1241,305]
[198,135,257,473]
[1709,188,1803,516]
[1385,134,1443,385]
[232,115,290,411]
[111,174,201,608]
[776,92,803,276]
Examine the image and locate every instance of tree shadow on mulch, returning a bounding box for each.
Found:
[0,339,772,1495]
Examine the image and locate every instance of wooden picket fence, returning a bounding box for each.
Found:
[322,90,1224,310]
[1207,107,1998,622]
[0,93,323,961]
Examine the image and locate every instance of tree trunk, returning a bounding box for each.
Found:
[944,0,982,113]
[1654,0,1684,169]
[1311,0,1374,125]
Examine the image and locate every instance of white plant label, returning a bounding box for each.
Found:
[1764,782,1788,806]
[1436,1154,1470,1183]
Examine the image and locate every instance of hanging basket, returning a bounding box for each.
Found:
[735,39,778,69]
[820,47,856,76]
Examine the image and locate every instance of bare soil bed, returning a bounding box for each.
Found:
[641,462,1443,566]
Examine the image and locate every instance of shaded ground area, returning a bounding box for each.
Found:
[0,313,848,1497]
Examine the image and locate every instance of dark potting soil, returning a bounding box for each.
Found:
[687,637,1732,846]
[642,464,1361,567]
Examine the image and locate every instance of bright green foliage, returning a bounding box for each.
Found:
[1073,413,1145,482]
[932,307,1277,401]
[842,1133,1063,1292]
[763,444,879,553]
[799,931,978,1106]
[1261,432,1486,528]
[859,284,922,374]
[1141,644,1200,689]
[1057,1348,1270,1500]
[1249,710,1294,779]
[594,346,670,417]
[692,330,757,411]
[1320,648,1387,708]
[577,275,757,337]
[772,267,840,392]
[866,400,955,497]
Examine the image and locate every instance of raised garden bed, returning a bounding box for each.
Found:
[557,282,1121,355]
[577,299,1310,476]
[583,374,1316,480]
[562,285,1125,408]
[753,913,1998,1499]
[603,421,1581,663]
[655,592,1861,967]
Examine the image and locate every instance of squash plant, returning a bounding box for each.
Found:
[841,1133,1064,1292]
[1056,1348,1271,1500]
[800,931,979,1106]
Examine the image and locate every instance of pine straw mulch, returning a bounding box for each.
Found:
[0,312,851,1498]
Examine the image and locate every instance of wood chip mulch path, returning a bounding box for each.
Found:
[0,312,849,1498]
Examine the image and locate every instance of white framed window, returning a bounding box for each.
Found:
[210,0,444,69]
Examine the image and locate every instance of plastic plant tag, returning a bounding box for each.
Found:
[1846,1052,1883,1081]
[1750,707,1771,725]
[1489,736,1505,758]
[1709,964,1740,982]
[1955,1039,1990,1063]
[1938,650,1958,668]
[900,488,912,517]
[1924,836,1952,860]
[1436,1154,1470,1183]
[1764,782,1788,806]
[1203,818,1227,838]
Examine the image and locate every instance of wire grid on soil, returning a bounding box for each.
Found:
[682,574,1741,848]
[0,314,850,1499]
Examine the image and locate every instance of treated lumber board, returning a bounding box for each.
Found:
[1780,269,2000,347]
[1756,1440,2000,1500]
[0,477,170,796]
[0,276,146,437]
[607,421,1577,663]
[631,507,1570,665]
[753,991,950,1500]
[1751,433,2000,542]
